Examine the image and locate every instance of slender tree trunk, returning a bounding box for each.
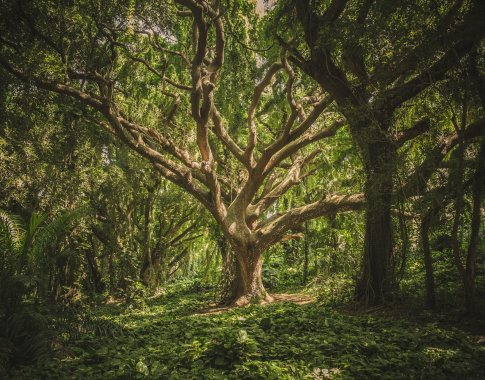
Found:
[464,136,485,311]
[139,257,151,286]
[108,249,115,293]
[329,217,338,273]
[302,222,309,284]
[356,141,396,306]
[451,81,475,311]
[465,52,485,312]
[85,242,105,293]
[139,177,159,287]
[420,209,436,309]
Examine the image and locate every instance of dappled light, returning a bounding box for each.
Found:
[1,0,484,378]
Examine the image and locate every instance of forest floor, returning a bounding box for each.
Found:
[195,292,315,315]
[9,285,485,380]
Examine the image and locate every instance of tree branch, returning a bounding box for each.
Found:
[257,193,364,249]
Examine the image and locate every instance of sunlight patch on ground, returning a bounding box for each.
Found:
[193,292,315,315]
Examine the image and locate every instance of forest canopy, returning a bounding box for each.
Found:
[0,0,484,378]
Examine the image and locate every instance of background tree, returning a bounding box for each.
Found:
[272,0,485,305]
[0,0,367,305]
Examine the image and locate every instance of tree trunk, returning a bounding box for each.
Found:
[228,247,272,306]
[465,52,484,312]
[329,217,338,273]
[420,209,436,309]
[302,222,309,284]
[464,136,485,312]
[139,177,159,287]
[214,231,236,304]
[355,141,396,306]
[84,242,106,294]
[139,257,152,286]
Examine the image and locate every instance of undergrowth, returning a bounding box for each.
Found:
[7,284,485,379]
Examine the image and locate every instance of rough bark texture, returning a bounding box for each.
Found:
[420,210,436,309]
[289,0,485,308]
[217,235,237,304]
[463,136,485,311]
[230,248,272,306]
[85,237,105,294]
[140,184,157,286]
[464,52,485,312]
[355,140,396,306]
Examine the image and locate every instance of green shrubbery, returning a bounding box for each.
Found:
[6,287,485,379]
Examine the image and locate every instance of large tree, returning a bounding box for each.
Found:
[0,0,366,305]
[274,0,485,304]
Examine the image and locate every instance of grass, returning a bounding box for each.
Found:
[9,284,485,379]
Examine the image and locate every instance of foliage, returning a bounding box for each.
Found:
[0,209,84,375]
[308,273,354,305]
[192,328,260,370]
[0,308,55,376]
[0,0,484,378]
[6,287,485,379]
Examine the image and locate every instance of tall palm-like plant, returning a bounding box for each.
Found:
[0,210,25,313]
[0,209,82,312]
[0,209,83,375]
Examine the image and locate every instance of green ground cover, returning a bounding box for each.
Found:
[9,284,485,380]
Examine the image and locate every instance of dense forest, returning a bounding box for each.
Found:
[0,0,484,378]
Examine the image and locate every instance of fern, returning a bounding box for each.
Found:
[30,210,81,261]
[0,337,13,377]
[0,210,24,250]
[0,211,24,273]
[0,208,85,307]
[54,308,128,340]
[0,308,54,373]
[0,211,26,313]
[17,212,46,274]
[0,209,85,375]
[31,210,84,298]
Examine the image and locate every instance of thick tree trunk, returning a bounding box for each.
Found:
[215,232,237,304]
[355,141,396,306]
[228,247,272,306]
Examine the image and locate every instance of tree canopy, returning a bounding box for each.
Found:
[0,0,484,378]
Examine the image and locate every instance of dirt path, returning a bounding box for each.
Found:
[272,292,315,305]
[194,292,315,315]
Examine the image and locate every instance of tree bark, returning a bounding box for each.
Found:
[464,54,485,312]
[228,246,272,306]
[302,222,310,284]
[139,177,159,287]
[463,136,485,312]
[355,140,396,306]
[84,240,105,294]
[420,209,436,309]
[214,230,236,304]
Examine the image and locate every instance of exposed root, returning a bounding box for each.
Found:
[195,292,313,315]
[232,292,274,307]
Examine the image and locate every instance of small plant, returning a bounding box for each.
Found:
[263,266,279,290]
[234,360,294,379]
[308,273,353,305]
[198,328,260,370]
[0,308,55,375]
[124,278,148,309]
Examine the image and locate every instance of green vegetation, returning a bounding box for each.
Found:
[1,0,485,378]
[7,284,485,379]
